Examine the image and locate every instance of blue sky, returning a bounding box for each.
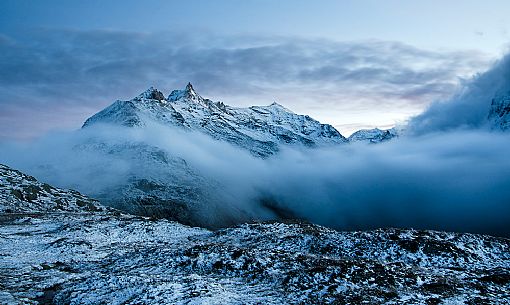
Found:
[1,0,509,138]
[2,0,509,52]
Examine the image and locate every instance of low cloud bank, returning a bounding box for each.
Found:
[1,124,509,236]
[264,131,510,236]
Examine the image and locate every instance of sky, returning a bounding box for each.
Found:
[1,0,510,138]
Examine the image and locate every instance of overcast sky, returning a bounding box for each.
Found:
[1,0,509,138]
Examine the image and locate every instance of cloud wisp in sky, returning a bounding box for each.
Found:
[0,29,492,139]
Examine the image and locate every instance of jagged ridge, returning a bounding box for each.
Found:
[83,83,348,157]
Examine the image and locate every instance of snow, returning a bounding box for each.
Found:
[1,164,510,304]
[0,164,105,213]
[76,84,358,224]
[489,94,510,130]
[348,127,398,143]
[5,82,510,303]
[1,214,509,304]
[83,83,348,157]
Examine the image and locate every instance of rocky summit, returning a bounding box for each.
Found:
[83,83,348,157]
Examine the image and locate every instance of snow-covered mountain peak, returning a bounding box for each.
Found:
[266,101,295,113]
[348,127,398,143]
[83,84,348,156]
[137,86,166,101]
[185,82,197,96]
[82,85,185,128]
[489,93,510,130]
[168,82,203,103]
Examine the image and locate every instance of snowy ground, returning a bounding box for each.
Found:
[1,163,509,304]
[1,212,509,304]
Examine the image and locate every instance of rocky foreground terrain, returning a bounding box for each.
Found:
[1,164,510,304]
[0,164,105,214]
[2,213,510,304]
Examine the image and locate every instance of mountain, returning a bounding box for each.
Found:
[66,84,404,226]
[69,138,246,228]
[75,84,352,226]
[0,163,105,213]
[489,93,510,131]
[348,127,398,143]
[83,83,347,157]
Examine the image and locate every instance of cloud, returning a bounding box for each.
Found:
[1,122,509,236]
[263,131,510,237]
[409,53,510,133]
[0,29,492,138]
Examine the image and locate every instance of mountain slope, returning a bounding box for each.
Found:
[489,93,510,131]
[83,83,347,157]
[68,139,250,228]
[0,164,105,213]
[348,128,398,143]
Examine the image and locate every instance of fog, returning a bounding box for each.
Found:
[1,121,509,236]
[265,131,510,236]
